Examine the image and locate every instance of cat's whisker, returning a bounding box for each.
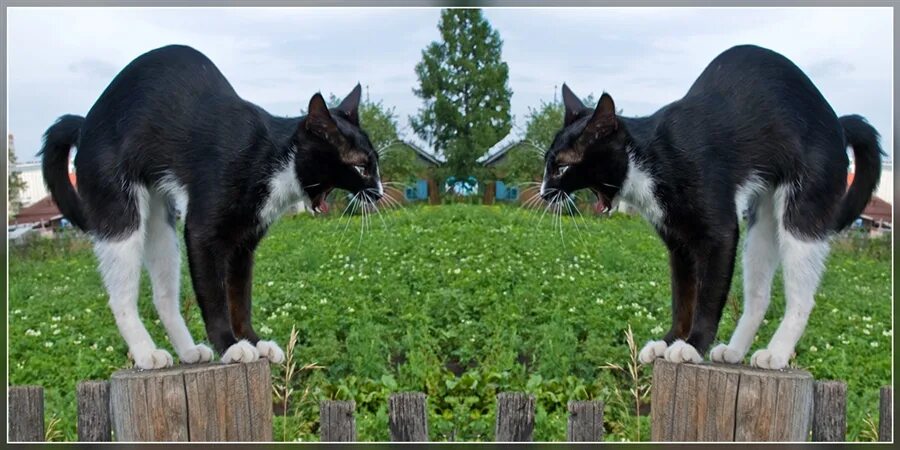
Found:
[563,193,588,246]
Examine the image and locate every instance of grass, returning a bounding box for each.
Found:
[7,204,892,441]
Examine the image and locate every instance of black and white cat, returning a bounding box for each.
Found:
[540,45,882,370]
[40,45,383,369]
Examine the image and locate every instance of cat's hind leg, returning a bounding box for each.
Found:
[93,185,173,369]
[711,192,779,363]
[750,186,830,369]
[144,192,213,364]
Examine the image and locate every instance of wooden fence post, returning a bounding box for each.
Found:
[109,360,272,441]
[319,400,356,442]
[8,385,44,442]
[77,380,112,441]
[811,380,846,441]
[879,386,892,442]
[567,400,604,442]
[495,392,535,442]
[388,392,428,441]
[651,360,813,442]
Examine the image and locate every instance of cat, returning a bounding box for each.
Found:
[40,45,383,370]
[540,45,883,370]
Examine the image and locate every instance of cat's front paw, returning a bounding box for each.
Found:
[664,339,703,364]
[180,343,214,364]
[638,340,668,364]
[750,349,789,370]
[710,343,744,364]
[134,349,174,370]
[221,339,260,364]
[256,340,285,364]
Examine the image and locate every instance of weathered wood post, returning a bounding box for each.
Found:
[319,400,356,442]
[567,400,604,442]
[8,385,44,442]
[77,380,112,441]
[388,392,429,441]
[495,392,535,442]
[811,380,846,441]
[879,386,892,442]
[108,360,272,441]
[651,359,813,442]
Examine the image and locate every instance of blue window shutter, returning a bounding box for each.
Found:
[496,181,507,200]
[416,179,428,200]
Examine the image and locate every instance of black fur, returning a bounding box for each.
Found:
[542,45,883,354]
[40,45,381,353]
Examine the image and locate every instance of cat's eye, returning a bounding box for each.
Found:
[354,165,368,177]
[556,165,570,177]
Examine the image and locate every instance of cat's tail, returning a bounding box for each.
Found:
[38,114,88,232]
[833,114,885,231]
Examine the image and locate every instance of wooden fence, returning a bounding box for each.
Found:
[7,360,894,442]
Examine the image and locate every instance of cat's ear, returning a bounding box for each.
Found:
[336,83,362,126]
[583,92,618,139]
[562,83,587,127]
[305,92,339,138]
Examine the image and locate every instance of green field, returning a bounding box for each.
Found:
[8,204,892,441]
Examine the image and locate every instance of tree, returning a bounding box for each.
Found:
[411,9,512,183]
[8,135,26,217]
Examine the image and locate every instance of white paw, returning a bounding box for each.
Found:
[664,339,703,364]
[256,340,285,364]
[710,343,744,364]
[134,349,174,370]
[638,340,668,364]
[179,343,214,364]
[221,339,260,364]
[750,349,789,370]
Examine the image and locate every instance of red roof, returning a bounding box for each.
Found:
[9,195,63,226]
[9,172,77,226]
[861,195,892,224]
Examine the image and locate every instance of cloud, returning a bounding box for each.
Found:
[67,58,119,79]
[6,7,892,163]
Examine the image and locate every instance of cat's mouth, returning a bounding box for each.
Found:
[591,188,611,213]
[312,187,333,214]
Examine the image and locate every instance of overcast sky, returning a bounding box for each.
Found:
[7,7,893,163]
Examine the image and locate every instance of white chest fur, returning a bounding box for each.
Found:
[618,154,665,228]
[258,155,308,228]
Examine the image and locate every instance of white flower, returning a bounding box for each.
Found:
[300,305,307,311]
[870,341,879,348]
[319,298,328,305]
[53,329,61,335]
[259,325,273,335]
[25,329,41,337]
[809,346,818,352]
[12,309,21,315]
[105,346,114,352]
[51,316,61,322]
[267,281,274,287]
[347,307,355,313]
[44,342,53,348]
[453,268,461,274]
